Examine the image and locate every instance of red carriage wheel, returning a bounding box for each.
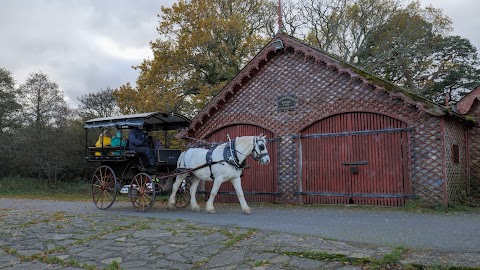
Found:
[91,165,118,210]
[129,173,156,211]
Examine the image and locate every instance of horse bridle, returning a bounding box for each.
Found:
[252,137,268,161]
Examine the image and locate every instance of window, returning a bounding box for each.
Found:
[452,144,460,164]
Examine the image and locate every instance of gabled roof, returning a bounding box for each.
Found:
[188,33,467,133]
[457,86,480,114]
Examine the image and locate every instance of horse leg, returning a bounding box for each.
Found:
[205,179,223,214]
[189,176,201,212]
[231,177,251,214]
[168,173,188,209]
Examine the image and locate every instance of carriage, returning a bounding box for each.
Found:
[84,111,192,211]
[85,111,272,214]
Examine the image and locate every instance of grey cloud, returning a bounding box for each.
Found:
[0,0,174,107]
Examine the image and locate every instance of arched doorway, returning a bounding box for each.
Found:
[203,124,278,202]
[300,112,412,206]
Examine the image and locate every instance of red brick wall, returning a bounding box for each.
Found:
[444,119,469,203]
[189,37,468,205]
[466,100,480,197]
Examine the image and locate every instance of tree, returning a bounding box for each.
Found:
[299,0,401,62]
[301,0,351,54]
[356,1,479,102]
[77,86,120,119]
[422,36,480,103]
[0,68,21,132]
[18,72,70,129]
[277,0,307,37]
[0,68,22,177]
[341,0,402,62]
[114,0,276,115]
[17,72,72,184]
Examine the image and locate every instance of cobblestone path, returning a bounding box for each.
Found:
[0,208,479,269]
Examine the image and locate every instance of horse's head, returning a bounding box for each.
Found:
[252,134,270,164]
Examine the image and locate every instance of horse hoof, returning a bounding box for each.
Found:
[207,209,216,214]
[243,208,252,215]
[192,205,201,212]
[167,204,175,210]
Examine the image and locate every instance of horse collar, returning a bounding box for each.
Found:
[224,139,245,169]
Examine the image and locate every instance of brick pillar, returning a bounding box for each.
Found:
[277,135,298,203]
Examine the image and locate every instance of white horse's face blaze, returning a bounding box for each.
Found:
[253,136,270,164]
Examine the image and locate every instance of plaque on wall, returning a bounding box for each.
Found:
[277,94,296,112]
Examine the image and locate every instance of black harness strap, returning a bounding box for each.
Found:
[206,144,219,180]
[223,139,246,169]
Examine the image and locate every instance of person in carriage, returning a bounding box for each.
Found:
[111,130,126,155]
[94,130,112,156]
[128,126,156,170]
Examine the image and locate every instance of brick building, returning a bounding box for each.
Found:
[458,86,480,198]
[182,33,475,206]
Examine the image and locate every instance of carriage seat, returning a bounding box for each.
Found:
[88,146,122,156]
[123,149,136,157]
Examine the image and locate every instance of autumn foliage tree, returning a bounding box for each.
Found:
[114,0,479,113]
[114,0,276,116]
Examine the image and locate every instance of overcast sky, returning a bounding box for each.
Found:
[1,0,479,108]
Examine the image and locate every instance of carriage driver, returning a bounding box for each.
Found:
[128,126,156,170]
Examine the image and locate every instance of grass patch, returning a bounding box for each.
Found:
[224,228,256,247]
[253,260,270,267]
[279,246,407,268]
[280,250,371,266]
[404,199,477,213]
[0,176,90,201]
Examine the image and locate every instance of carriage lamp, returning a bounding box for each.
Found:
[272,39,284,51]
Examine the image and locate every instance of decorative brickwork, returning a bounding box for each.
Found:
[443,119,469,203]
[185,34,469,206]
[462,99,480,197]
[457,88,480,198]
[410,116,446,205]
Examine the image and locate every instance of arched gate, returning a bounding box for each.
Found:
[203,124,278,202]
[299,112,413,206]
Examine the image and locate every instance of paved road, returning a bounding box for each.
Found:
[1,198,479,253]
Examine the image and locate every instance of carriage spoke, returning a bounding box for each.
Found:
[91,165,117,210]
[129,173,156,211]
[174,179,191,208]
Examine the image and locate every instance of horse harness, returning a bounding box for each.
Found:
[204,139,247,180]
[179,137,263,180]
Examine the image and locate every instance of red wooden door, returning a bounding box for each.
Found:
[204,125,278,202]
[300,112,411,206]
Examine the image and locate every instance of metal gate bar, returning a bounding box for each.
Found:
[294,127,415,139]
[295,191,416,198]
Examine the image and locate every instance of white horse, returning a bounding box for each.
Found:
[168,134,270,214]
